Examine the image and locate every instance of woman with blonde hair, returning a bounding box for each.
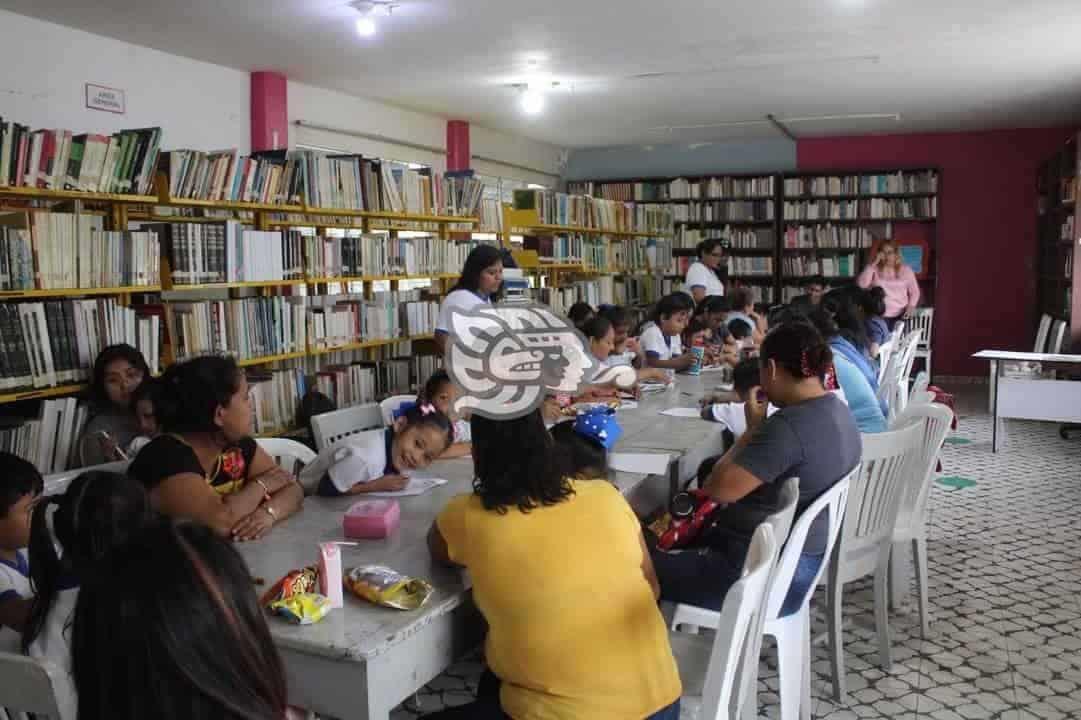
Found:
[856,239,920,330]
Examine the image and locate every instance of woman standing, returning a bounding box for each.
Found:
[434,244,504,354]
[857,240,920,330]
[683,238,725,304]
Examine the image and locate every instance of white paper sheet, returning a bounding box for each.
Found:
[609,452,671,475]
[616,400,639,411]
[363,476,448,498]
[659,407,702,418]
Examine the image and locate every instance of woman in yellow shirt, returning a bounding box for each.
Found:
[427,408,682,720]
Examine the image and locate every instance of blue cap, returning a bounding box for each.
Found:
[573,406,623,450]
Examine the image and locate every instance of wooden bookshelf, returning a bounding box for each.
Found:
[0,285,161,299]
[1037,133,1081,351]
[0,383,88,405]
[0,185,157,205]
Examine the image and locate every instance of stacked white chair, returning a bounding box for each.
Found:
[42,460,129,497]
[1049,319,1067,357]
[822,422,924,701]
[909,308,934,378]
[310,403,384,451]
[379,394,419,426]
[255,438,316,476]
[0,652,70,720]
[888,401,954,635]
[1034,313,1053,353]
[670,524,778,720]
[879,331,922,423]
[909,371,930,402]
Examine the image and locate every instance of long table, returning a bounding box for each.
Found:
[237,374,729,720]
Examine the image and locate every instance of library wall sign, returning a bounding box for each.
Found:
[85,83,126,114]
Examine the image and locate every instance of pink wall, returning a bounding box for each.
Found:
[798,128,1073,377]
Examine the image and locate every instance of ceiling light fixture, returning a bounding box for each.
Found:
[350,0,397,38]
[519,86,545,115]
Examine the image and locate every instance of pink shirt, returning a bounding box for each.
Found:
[857,263,920,318]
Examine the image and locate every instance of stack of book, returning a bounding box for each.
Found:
[674,200,773,224]
[303,232,363,279]
[248,367,305,435]
[313,362,377,409]
[0,121,162,195]
[703,176,775,198]
[680,226,774,251]
[441,176,485,218]
[784,172,938,197]
[296,151,370,210]
[0,299,160,389]
[784,224,880,249]
[158,222,302,285]
[0,211,109,289]
[783,198,936,221]
[727,256,773,276]
[160,149,305,205]
[513,189,673,234]
[168,297,306,362]
[401,300,439,336]
[367,234,446,276]
[308,294,365,350]
[381,163,435,215]
[0,397,84,473]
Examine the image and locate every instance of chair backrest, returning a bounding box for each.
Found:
[765,477,800,550]
[379,394,418,426]
[43,460,130,497]
[889,402,954,532]
[0,652,68,719]
[883,331,922,421]
[1034,313,1053,353]
[764,469,854,621]
[1049,320,1067,356]
[698,524,777,720]
[909,308,934,349]
[836,422,924,582]
[310,403,384,451]
[876,339,895,385]
[255,438,316,477]
[909,371,930,401]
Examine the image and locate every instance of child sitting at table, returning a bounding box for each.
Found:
[126,379,164,457]
[0,453,41,652]
[567,301,594,329]
[299,403,454,496]
[641,292,696,377]
[727,315,755,351]
[700,358,778,440]
[579,317,666,398]
[419,371,472,459]
[550,407,622,480]
[694,296,740,366]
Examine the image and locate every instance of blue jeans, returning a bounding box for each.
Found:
[648,700,682,719]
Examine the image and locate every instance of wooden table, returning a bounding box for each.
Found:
[237,374,727,719]
[973,350,1081,452]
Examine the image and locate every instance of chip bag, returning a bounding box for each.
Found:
[269,593,331,625]
[344,565,433,610]
[260,566,319,608]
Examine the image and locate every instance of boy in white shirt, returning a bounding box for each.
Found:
[641,293,696,378]
[0,453,40,653]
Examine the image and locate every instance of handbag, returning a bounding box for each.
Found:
[651,481,784,551]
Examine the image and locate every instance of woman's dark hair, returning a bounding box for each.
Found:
[761,320,834,381]
[728,318,752,340]
[470,409,573,513]
[452,244,504,298]
[398,402,455,447]
[861,286,887,318]
[580,315,613,342]
[599,305,632,331]
[156,356,244,434]
[72,521,287,720]
[696,238,724,259]
[89,344,150,409]
[651,292,695,322]
[421,370,453,402]
[805,307,840,339]
[695,295,731,318]
[729,287,753,311]
[822,288,871,353]
[23,471,152,653]
[550,421,608,479]
[567,302,594,328]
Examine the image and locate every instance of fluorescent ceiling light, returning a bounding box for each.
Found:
[355,16,377,36]
[520,88,545,115]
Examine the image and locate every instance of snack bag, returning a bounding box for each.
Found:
[344,565,433,610]
[269,593,331,625]
[260,566,319,608]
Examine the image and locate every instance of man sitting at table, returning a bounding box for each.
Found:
[649,321,861,610]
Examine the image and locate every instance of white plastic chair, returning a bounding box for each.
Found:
[822,422,924,701]
[379,394,418,426]
[310,403,384,451]
[1034,313,1052,353]
[0,651,70,720]
[888,402,954,636]
[909,371,930,402]
[669,524,778,720]
[256,438,316,478]
[42,460,130,497]
[909,308,934,377]
[1049,319,1067,356]
[876,339,894,385]
[880,330,921,422]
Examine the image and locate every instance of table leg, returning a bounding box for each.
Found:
[990,360,1000,453]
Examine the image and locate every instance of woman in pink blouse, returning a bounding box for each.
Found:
[857,239,920,330]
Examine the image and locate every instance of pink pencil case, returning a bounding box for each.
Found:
[343,499,401,539]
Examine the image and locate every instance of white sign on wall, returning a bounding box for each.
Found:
[85,83,125,114]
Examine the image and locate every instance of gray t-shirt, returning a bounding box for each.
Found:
[733,393,861,553]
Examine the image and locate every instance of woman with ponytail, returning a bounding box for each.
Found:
[127,356,303,541]
[650,320,861,611]
[22,471,153,720]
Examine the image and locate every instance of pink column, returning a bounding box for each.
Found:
[251,71,288,152]
[446,120,471,172]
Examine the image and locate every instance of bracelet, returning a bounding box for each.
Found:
[256,479,273,503]
[263,503,277,520]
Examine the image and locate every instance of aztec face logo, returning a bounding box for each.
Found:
[445,303,635,419]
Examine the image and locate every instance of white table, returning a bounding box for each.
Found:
[973,350,1081,452]
[237,375,722,719]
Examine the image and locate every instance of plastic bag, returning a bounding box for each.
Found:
[269,593,331,625]
[344,565,433,610]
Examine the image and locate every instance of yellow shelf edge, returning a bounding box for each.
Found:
[0,186,158,204]
[0,285,161,299]
[235,351,309,367]
[168,278,308,290]
[304,273,458,284]
[157,194,305,213]
[308,335,434,357]
[0,383,87,404]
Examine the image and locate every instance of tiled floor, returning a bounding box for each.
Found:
[391,394,1081,720]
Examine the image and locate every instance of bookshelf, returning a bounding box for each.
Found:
[1037,132,1081,350]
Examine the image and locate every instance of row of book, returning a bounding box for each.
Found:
[160,222,303,285]
[161,149,305,206]
[248,367,305,437]
[733,284,771,304]
[0,299,160,390]
[783,172,939,197]
[300,232,471,279]
[782,254,859,278]
[0,397,85,473]
[522,235,606,266]
[678,226,776,251]
[0,121,161,196]
[672,201,774,224]
[783,198,938,221]
[307,290,426,348]
[783,225,880,249]
[537,277,616,314]
[513,189,674,234]
[611,237,670,273]
[568,176,776,202]
[169,297,307,362]
[727,257,774,276]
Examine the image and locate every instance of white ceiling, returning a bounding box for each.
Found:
[4,0,1081,148]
